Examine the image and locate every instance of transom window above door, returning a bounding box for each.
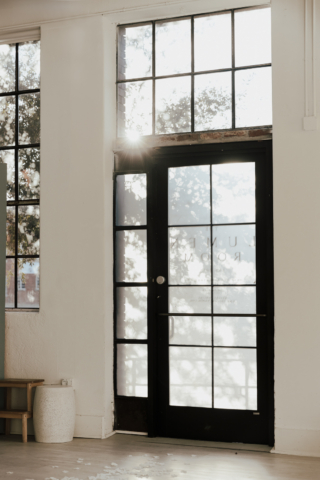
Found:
[117,6,272,139]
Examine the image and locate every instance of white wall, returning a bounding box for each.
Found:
[5,14,116,439]
[2,0,320,457]
[272,0,320,457]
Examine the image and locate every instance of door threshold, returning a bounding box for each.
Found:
[127,435,272,453]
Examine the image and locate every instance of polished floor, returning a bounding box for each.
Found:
[0,433,320,479]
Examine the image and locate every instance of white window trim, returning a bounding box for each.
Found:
[0,26,40,46]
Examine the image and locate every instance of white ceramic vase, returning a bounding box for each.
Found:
[33,385,75,443]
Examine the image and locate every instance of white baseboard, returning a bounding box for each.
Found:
[274,427,320,457]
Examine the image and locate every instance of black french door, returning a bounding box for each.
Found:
[148,142,273,445]
[114,141,274,446]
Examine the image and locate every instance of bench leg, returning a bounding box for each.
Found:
[5,419,11,436]
[22,415,27,443]
[5,387,12,436]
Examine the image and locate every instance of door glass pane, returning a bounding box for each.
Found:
[156,19,191,76]
[19,41,41,90]
[214,348,257,410]
[18,205,40,255]
[0,150,15,200]
[118,24,152,80]
[169,226,211,285]
[155,76,191,134]
[116,230,147,282]
[6,206,15,255]
[170,346,212,407]
[212,225,256,285]
[169,286,211,314]
[169,166,210,226]
[19,93,40,145]
[235,7,271,67]
[19,147,40,200]
[169,316,212,346]
[117,80,153,138]
[212,163,255,224]
[116,287,148,340]
[235,67,272,128]
[17,258,39,308]
[195,72,232,131]
[214,317,256,347]
[5,259,15,308]
[117,344,148,397]
[116,174,146,226]
[213,286,256,314]
[0,44,15,93]
[194,13,231,71]
[0,96,15,146]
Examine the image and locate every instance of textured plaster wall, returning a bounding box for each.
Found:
[272,0,320,457]
[2,0,270,441]
[0,0,270,30]
[5,14,115,438]
[2,0,320,456]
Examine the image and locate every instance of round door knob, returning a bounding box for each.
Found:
[156,276,166,285]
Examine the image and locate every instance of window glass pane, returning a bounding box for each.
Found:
[118,80,152,137]
[213,286,256,314]
[155,76,191,134]
[116,174,146,226]
[0,150,15,200]
[5,259,15,308]
[169,286,211,314]
[156,19,191,76]
[195,72,232,131]
[19,93,40,144]
[6,206,15,255]
[116,230,147,282]
[19,41,40,90]
[170,346,212,407]
[0,96,15,146]
[235,7,271,67]
[214,317,256,347]
[118,24,152,80]
[212,225,256,285]
[169,226,211,285]
[212,163,255,224]
[117,344,148,397]
[235,67,272,128]
[214,348,257,410]
[194,13,232,71]
[19,147,40,200]
[0,44,15,93]
[18,205,40,255]
[168,166,210,226]
[17,258,39,308]
[169,316,212,346]
[116,287,148,340]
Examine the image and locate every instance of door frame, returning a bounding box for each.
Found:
[114,141,274,445]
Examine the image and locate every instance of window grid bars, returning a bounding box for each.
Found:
[0,42,40,310]
[116,6,272,137]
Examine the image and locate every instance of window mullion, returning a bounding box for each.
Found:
[231,10,236,130]
[152,21,156,135]
[14,44,19,308]
[191,16,195,133]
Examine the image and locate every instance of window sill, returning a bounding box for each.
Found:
[113,127,272,152]
[5,308,40,313]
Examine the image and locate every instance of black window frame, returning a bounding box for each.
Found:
[0,42,40,310]
[116,5,272,138]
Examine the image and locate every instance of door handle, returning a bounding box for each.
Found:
[156,276,166,285]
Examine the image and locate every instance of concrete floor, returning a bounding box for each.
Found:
[0,433,320,480]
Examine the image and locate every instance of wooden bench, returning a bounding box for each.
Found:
[0,378,44,442]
